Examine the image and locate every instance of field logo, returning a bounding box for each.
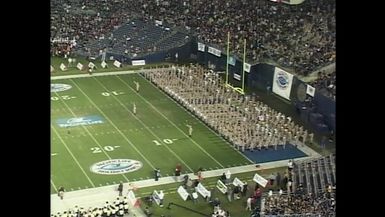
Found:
[90,159,143,175]
[56,115,104,127]
[51,83,72,92]
[275,71,289,89]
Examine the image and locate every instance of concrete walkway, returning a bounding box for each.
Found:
[51,143,320,215]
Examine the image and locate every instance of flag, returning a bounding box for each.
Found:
[60,63,67,71]
[76,62,84,70]
[228,56,236,66]
[88,62,96,69]
[306,84,315,97]
[101,61,107,68]
[113,60,122,68]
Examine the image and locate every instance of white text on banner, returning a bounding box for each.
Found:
[253,173,268,187]
[195,183,211,198]
[132,60,145,66]
[208,46,221,57]
[76,63,84,70]
[177,186,189,201]
[216,180,228,194]
[113,60,122,68]
[233,73,241,81]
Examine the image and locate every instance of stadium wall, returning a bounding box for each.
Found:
[97,39,335,134]
[193,41,335,134]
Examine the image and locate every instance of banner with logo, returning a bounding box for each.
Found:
[56,115,104,128]
[233,73,241,81]
[101,61,108,68]
[198,42,205,52]
[244,63,251,73]
[216,180,228,194]
[306,84,315,97]
[177,186,189,201]
[208,46,221,57]
[272,67,294,100]
[76,62,84,70]
[114,60,122,68]
[253,173,268,187]
[228,56,236,66]
[132,60,146,66]
[232,177,244,187]
[195,183,211,198]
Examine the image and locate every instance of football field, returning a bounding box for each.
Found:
[51,72,253,193]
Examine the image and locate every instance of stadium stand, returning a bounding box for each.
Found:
[309,70,336,100]
[51,0,335,76]
[259,155,336,216]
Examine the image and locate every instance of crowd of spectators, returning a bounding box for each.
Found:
[261,156,335,216]
[309,71,336,100]
[51,0,335,75]
[262,191,335,216]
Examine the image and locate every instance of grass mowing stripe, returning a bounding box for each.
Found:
[53,91,130,182]
[51,125,96,187]
[69,79,156,170]
[116,75,225,168]
[93,76,195,173]
[51,179,58,192]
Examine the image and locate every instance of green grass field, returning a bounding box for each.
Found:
[51,72,253,193]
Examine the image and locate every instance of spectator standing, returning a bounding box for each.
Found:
[118,181,123,196]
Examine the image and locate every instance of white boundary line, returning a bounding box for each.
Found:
[53,91,130,182]
[92,77,195,173]
[69,79,156,170]
[115,74,225,168]
[51,178,58,192]
[51,125,96,187]
[51,70,139,80]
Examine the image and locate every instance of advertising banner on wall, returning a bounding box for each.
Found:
[198,42,205,52]
[272,67,294,100]
[208,47,221,57]
[306,84,316,97]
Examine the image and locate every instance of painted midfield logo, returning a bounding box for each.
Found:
[51,83,72,92]
[90,159,143,175]
[56,115,104,127]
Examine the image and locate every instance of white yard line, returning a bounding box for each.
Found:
[116,74,225,168]
[51,70,139,80]
[51,125,96,187]
[51,179,58,192]
[92,77,194,173]
[68,79,156,170]
[53,91,130,182]
[138,76,254,164]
